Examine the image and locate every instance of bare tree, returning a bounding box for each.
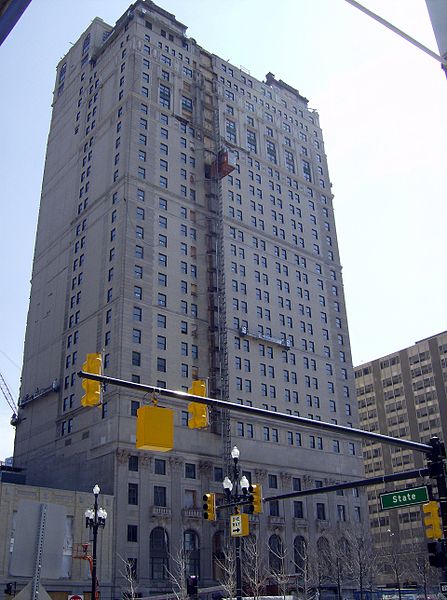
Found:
[118,555,139,600]
[411,544,439,600]
[166,546,189,600]
[345,529,379,600]
[243,533,269,600]
[267,536,290,600]
[330,534,353,600]
[291,537,319,600]
[379,533,410,600]
[214,535,237,600]
[315,535,334,597]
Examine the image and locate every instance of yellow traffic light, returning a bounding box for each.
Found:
[81,353,102,407]
[136,405,174,452]
[188,379,206,397]
[249,484,263,514]
[188,402,209,429]
[203,493,216,521]
[423,501,443,539]
[187,379,209,429]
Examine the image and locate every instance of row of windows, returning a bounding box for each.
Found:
[219,65,311,125]
[127,477,356,523]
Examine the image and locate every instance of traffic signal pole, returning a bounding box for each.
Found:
[78,370,431,453]
[79,370,447,570]
[260,467,431,504]
[427,437,447,579]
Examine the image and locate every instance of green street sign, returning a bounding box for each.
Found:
[380,485,429,510]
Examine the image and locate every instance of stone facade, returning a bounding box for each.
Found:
[14,1,367,596]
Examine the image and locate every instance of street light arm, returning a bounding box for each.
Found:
[345,0,447,66]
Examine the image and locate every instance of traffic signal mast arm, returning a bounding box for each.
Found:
[78,370,432,454]
[79,370,447,574]
[261,466,431,505]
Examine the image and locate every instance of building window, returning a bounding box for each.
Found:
[214,466,224,482]
[316,503,326,520]
[268,474,278,488]
[155,459,166,475]
[128,483,139,505]
[184,530,200,577]
[269,500,279,516]
[185,463,196,478]
[247,130,257,153]
[182,96,193,112]
[154,485,167,507]
[293,501,303,518]
[127,525,138,542]
[266,140,277,163]
[159,84,171,108]
[149,527,169,580]
[128,455,139,471]
[337,504,346,522]
[226,119,236,143]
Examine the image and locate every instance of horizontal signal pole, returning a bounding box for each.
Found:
[78,371,432,454]
[263,466,431,504]
[345,0,447,67]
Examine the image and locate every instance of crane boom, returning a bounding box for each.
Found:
[0,372,18,414]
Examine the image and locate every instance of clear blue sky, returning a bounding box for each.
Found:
[1,0,446,460]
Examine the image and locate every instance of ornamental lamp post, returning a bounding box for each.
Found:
[222,446,250,600]
[85,484,107,600]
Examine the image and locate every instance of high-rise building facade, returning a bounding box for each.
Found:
[14,1,366,594]
[355,331,447,565]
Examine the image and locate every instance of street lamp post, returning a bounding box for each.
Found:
[222,446,251,600]
[85,484,107,600]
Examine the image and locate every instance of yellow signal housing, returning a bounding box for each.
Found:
[423,501,443,539]
[250,484,263,514]
[136,405,174,452]
[188,402,209,429]
[188,379,207,396]
[187,379,209,429]
[203,493,217,521]
[81,353,102,407]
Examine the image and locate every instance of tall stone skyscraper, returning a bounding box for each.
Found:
[14,1,366,594]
